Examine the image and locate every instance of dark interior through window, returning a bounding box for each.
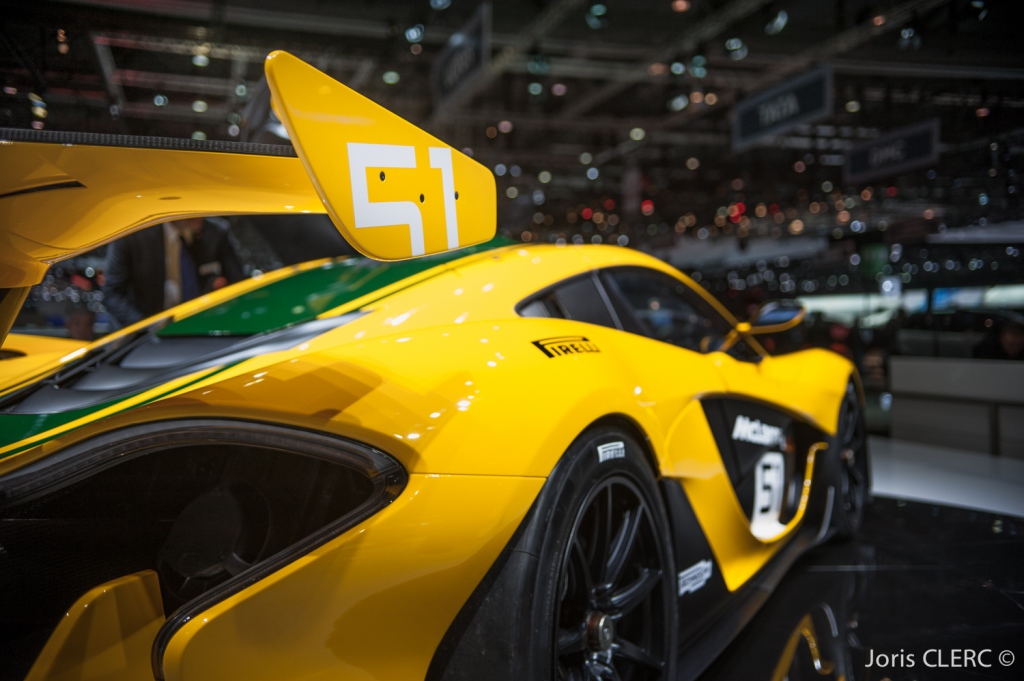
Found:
[517,273,616,329]
[518,266,761,361]
[0,441,375,681]
[601,267,735,354]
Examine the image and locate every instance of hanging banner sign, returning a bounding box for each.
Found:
[432,3,491,110]
[844,119,940,184]
[733,64,833,152]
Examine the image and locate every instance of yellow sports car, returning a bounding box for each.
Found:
[0,53,868,681]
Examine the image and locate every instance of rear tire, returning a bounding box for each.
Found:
[831,382,871,538]
[427,426,678,681]
[539,429,677,681]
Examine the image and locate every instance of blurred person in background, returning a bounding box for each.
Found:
[65,305,96,341]
[103,217,244,328]
[973,318,1024,361]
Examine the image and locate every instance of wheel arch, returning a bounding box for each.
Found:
[581,412,662,481]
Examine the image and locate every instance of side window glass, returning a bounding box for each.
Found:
[552,275,616,329]
[519,297,563,319]
[602,267,734,354]
[517,274,616,330]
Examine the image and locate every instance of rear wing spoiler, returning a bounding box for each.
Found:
[0,51,496,340]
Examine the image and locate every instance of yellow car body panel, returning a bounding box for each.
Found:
[1,245,850,475]
[266,51,496,261]
[0,51,495,292]
[0,242,858,678]
[0,333,88,393]
[0,52,860,681]
[0,143,320,288]
[161,473,543,681]
[25,571,164,681]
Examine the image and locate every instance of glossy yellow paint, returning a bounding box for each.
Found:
[266,51,496,260]
[0,332,86,357]
[2,243,852,481]
[666,396,827,590]
[161,473,543,681]
[25,570,164,681]
[0,333,88,394]
[3,243,857,678]
[0,52,495,293]
[0,260,338,403]
[0,142,321,288]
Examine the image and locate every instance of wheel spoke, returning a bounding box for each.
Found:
[847,462,865,487]
[845,429,866,452]
[613,637,663,670]
[604,506,643,587]
[555,476,671,680]
[610,568,661,615]
[572,538,594,595]
[557,627,586,655]
[601,486,614,572]
[584,660,620,680]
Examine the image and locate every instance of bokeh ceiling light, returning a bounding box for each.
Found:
[765,9,788,35]
[404,24,425,43]
[586,3,608,29]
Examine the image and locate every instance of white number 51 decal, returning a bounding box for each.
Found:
[347,142,459,256]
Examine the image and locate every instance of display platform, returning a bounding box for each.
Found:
[698,496,1024,681]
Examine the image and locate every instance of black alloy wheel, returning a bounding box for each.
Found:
[555,476,670,680]
[833,382,870,537]
[423,427,676,681]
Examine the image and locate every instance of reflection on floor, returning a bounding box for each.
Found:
[699,497,1024,681]
[870,436,1024,518]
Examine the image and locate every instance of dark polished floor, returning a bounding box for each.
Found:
[698,497,1024,681]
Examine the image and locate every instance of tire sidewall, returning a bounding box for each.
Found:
[830,381,871,538]
[519,426,678,680]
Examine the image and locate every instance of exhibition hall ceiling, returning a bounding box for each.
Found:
[2,0,1022,286]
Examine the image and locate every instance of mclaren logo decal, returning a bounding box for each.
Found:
[532,336,600,358]
[597,441,625,463]
[678,559,713,596]
[732,415,786,448]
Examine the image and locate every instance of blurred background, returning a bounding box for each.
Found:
[3,0,1023,452]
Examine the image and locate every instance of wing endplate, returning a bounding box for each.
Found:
[265,50,496,261]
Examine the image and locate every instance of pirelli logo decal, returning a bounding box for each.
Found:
[532,336,600,358]
[597,441,625,463]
